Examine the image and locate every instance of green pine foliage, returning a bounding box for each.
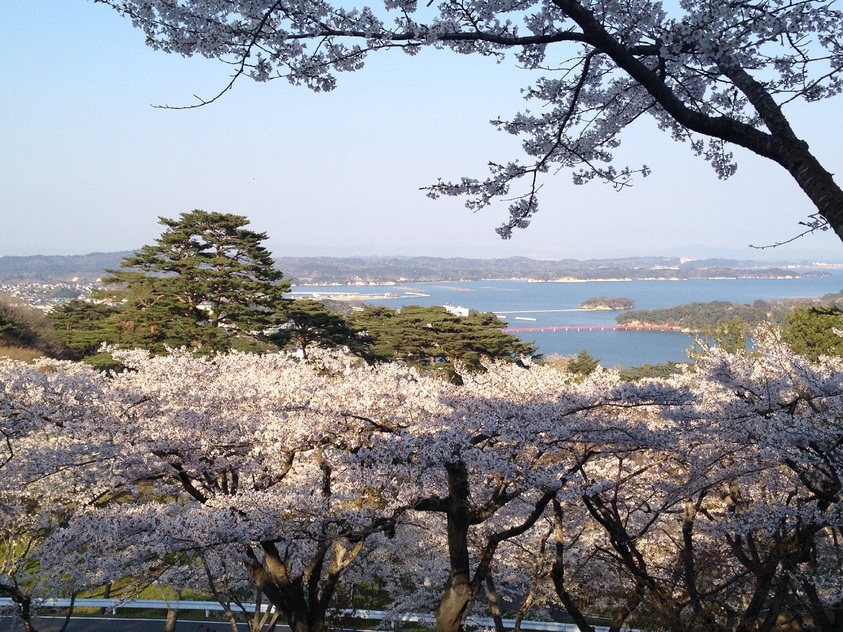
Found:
[617,301,768,332]
[48,300,123,358]
[101,210,291,352]
[272,299,372,360]
[781,305,843,360]
[687,316,754,361]
[619,361,689,381]
[348,305,539,381]
[579,296,634,310]
[566,350,600,376]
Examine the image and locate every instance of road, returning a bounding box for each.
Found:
[0,615,284,631]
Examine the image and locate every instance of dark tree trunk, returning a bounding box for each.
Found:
[777,144,843,241]
[426,461,557,632]
[0,583,37,632]
[485,574,507,632]
[56,593,77,632]
[245,534,367,632]
[246,544,328,632]
[99,582,112,615]
[435,462,475,632]
[550,501,596,632]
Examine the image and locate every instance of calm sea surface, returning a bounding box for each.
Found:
[293,272,843,367]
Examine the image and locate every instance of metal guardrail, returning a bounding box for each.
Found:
[0,598,622,631]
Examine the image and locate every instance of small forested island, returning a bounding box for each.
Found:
[616,301,767,332]
[616,292,843,333]
[580,296,635,310]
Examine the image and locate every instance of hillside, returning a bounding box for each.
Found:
[275,255,824,284]
[0,252,828,285]
[0,253,135,283]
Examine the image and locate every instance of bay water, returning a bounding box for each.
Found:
[293,272,843,368]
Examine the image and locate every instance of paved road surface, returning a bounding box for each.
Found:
[0,615,285,631]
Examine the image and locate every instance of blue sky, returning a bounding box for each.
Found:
[2,1,843,262]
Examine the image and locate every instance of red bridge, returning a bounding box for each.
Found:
[503,325,618,333]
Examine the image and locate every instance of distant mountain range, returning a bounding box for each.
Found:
[0,252,832,285]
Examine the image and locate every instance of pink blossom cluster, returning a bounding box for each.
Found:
[1,327,841,630]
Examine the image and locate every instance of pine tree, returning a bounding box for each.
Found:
[103,211,290,352]
[48,300,122,357]
[782,305,843,360]
[349,305,539,381]
[566,350,600,377]
[272,299,371,360]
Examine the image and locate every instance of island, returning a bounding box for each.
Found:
[580,296,635,311]
[612,298,836,333]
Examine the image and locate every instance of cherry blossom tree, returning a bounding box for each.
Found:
[3,332,842,632]
[97,0,843,243]
[369,359,693,632]
[3,347,670,632]
[36,350,421,632]
[683,328,843,631]
[545,328,843,632]
[374,330,843,632]
[0,410,50,632]
[0,358,112,632]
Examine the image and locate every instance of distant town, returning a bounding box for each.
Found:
[0,281,93,309]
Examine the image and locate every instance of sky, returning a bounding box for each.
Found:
[3,2,843,263]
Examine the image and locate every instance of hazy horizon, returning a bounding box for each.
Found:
[3,246,840,266]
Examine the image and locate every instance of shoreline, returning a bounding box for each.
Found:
[292,274,818,287]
